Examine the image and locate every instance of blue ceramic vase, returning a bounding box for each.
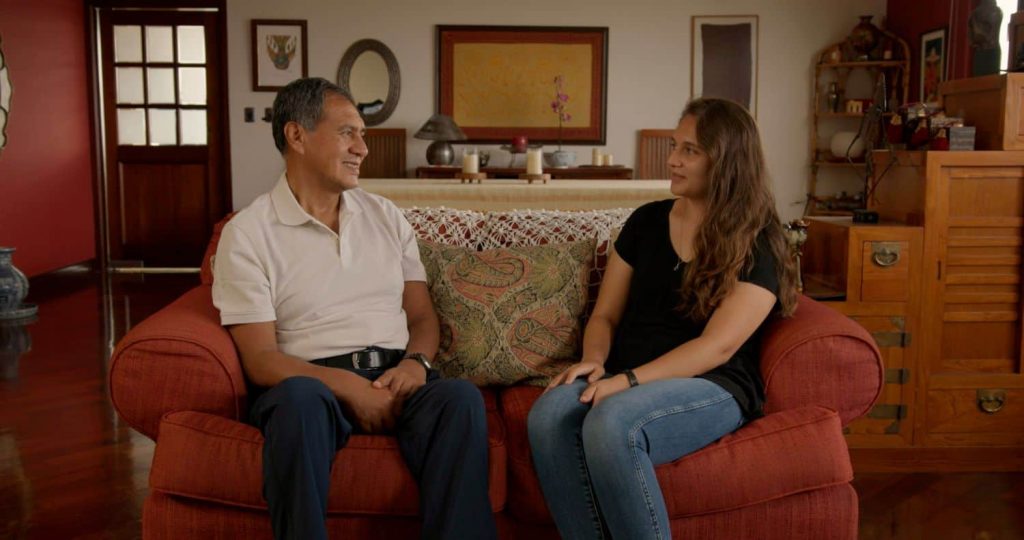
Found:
[0,247,28,313]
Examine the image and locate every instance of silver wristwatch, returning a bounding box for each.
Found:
[403,352,432,372]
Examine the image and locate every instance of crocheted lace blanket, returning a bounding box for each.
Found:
[402,207,633,250]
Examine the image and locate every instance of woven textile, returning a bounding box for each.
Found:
[418,239,595,386]
[401,207,486,249]
[477,208,632,250]
[480,208,632,313]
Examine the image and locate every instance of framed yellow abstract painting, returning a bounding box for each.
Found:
[437,25,608,144]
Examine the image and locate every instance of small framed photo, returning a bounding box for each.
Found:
[920,27,947,106]
[251,19,308,92]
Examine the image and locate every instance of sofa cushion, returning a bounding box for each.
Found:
[150,388,506,516]
[419,239,595,386]
[499,386,852,524]
[479,209,632,314]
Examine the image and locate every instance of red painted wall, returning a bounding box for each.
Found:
[886,0,975,103]
[0,0,96,277]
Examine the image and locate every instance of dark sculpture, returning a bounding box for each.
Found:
[970,0,1003,76]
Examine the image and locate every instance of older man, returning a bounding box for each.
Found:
[212,77,496,540]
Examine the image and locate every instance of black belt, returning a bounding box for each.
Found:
[311,346,405,371]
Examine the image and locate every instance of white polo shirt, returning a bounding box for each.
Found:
[212,174,427,361]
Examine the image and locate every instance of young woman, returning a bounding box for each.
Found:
[528,98,798,540]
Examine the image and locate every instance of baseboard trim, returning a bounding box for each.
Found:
[850,447,1024,472]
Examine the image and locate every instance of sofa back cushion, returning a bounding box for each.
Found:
[419,239,595,386]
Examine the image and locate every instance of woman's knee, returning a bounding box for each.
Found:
[527,383,587,439]
[580,401,633,453]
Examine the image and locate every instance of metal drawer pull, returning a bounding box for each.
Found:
[871,242,901,267]
[976,389,1006,414]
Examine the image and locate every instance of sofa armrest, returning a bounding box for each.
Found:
[109,285,248,440]
[759,295,883,426]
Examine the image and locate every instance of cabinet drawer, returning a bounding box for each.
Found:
[860,240,910,302]
[926,388,1024,436]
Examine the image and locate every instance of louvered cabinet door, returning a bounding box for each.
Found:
[920,160,1024,447]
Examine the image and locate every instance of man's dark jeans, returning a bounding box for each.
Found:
[247,365,497,540]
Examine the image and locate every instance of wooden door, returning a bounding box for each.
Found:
[920,161,1024,446]
[97,8,229,268]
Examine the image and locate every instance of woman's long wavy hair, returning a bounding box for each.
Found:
[676,98,798,320]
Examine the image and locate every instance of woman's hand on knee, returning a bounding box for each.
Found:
[580,374,629,407]
[545,362,606,393]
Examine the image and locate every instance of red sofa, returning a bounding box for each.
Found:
[110,208,882,539]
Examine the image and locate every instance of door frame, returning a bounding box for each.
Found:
[86,0,231,273]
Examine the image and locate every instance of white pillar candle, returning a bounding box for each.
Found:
[603,153,614,166]
[526,148,543,174]
[462,152,479,174]
[592,148,602,166]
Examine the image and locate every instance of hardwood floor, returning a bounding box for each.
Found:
[1,271,1022,539]
[1,271,194,540]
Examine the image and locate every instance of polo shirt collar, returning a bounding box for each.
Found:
[271,173,362,227]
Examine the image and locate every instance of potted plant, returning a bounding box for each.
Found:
[546,75,576,168]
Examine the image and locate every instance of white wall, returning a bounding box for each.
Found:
[226,0,886,220]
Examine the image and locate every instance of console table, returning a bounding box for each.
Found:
[415,165,634,180]
[359,179,669,211]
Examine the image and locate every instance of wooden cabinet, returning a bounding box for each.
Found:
[810,150,1024,470]
[802,148,1024,469]
[871,151,1024,452]
[802,217,923,448]
[938,74,1024,151]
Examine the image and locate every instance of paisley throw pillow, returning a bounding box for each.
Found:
[418,239,595,386]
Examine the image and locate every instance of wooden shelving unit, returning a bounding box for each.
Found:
[807,31,910,216]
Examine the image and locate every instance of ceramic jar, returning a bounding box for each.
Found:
[544,150,576,168]
[847,16,880,60]
[830,131,865,160]
[0,247,28,313]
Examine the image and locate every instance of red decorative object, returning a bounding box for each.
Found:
[910,122,931,147]
[887,115,904,144]
[930,128,950,151]
[511,136,528,153]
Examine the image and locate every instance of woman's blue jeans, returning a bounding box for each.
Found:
[527,377,744,540]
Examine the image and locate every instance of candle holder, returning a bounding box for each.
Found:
[457,172,487,184]
[518,173,550,185]
[783,219,809,292]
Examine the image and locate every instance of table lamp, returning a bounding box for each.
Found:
[414,114,467,166]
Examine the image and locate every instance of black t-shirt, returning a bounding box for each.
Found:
[606,199,781,419]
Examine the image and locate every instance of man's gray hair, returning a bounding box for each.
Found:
[271,77,355,154]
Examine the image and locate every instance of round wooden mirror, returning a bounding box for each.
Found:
[337,39,400,126]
